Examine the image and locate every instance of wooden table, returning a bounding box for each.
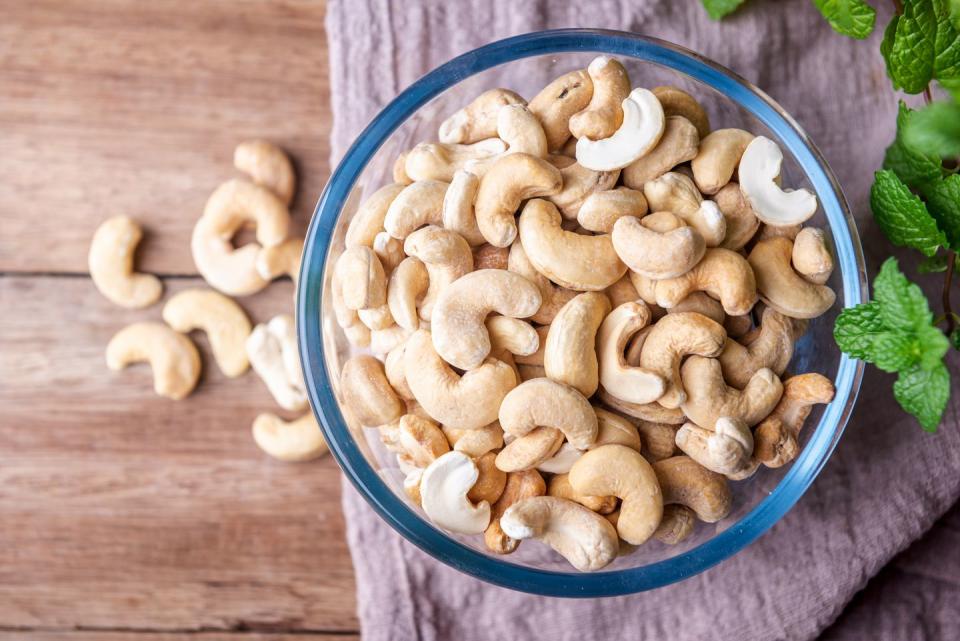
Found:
[0,1,361,638]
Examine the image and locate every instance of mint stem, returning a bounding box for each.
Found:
[945,250,957,336]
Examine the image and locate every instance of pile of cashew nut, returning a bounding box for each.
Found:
[90,141,327,463]
[336,56,838,572]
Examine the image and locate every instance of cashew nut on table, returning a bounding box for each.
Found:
[330,56,837,571]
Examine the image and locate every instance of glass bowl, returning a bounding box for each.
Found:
[297,29,867,596]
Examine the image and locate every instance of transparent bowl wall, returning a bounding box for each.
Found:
[298,30,866,596]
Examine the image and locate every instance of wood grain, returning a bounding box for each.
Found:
[0,634,359,641]
[0,0,331,274]
[0,276,356,632]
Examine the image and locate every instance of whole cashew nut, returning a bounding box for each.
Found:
[518,199,627,291]
[569,56,631,140]
[537,443,586,475]
[598,302,666,405]
[592,408,643,452]
[667,291,725,325]
[441,170,485,246]
[89,215,163,309]
[675,417,754,475]
[233,140,296,206]
[474,153,563,248]
[397,414,450,467]
[467,452,508,505]
[404,330,517,429]
[651,85,711,138]
[528,69,594,151]
[748,237,836,319]
[690,128,754,195]
[387,257,429,331]
[718,307,795,389]
[485,469,546,554]
[162,288,252,378]
[404,139,506,183]
[569,444,663,544]
[654,504,697,545]
[507,240,577,324]
[345,183,405,248]
[439,88,526,144]
[252,412,328,462]
[444,421,505,458]
[383,180,449,239]
[191,179,290,296]
[644,248,758,316]
[577,187,648,233]
[403,225,473,321]
[373,232,405,273]
[543,292,611,397]
[496,103,549,157]
[547,162,620,219]
[332,245,387,311]
[713,183,760,251]
[611,214,705,280]
[106,322,201,400]
[499,496,619,572]
[622,116,700,188]
[547,471,617,514]
[473,243,510,270]
[339,355,404,427]
[653,455,732,523]
[679,355,783,429]
[576,88,666,172]
[638,312,727,408]
[753,373,835,467]
[792,227,834,285]
[420,451,491,535]
[495,426,565,472]
[486,315,541,358]
[738,136,818,225]
[431,269,541,370]
[498,377,598,449]
[598,388,686,425]
[642,172,727,247]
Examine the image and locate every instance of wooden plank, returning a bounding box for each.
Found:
[0,0,331,274]
[0,275,358,631]
[0,634,359,641]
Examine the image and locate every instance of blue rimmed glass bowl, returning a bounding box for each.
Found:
[297,29,867,596]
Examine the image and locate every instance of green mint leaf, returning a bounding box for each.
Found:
[934,0,960,83]
[924,174,960,249]
[870,170,947,256]
[917,323,951,369]
[834,301,888,360]
[813,0,877,38]
[872,331,923,371]
[882,0,938,93]
[893,362,951,431]
[700,0,748,19]
[873,257,936,331]
[952,0,960,28]
[883,102,944,190]
[903,100,960,158]
[951,327,960,350]
[917,253,953,272]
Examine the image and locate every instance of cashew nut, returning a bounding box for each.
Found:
[332,245,387,311]
[387,257,429,331]
[496,103,549,157]
[690,128,754,195]
[89,215,163,309]
[679,356,783,429]
[498,377,598,449]
[792,227,834,285]
[404,139,506,183]
[748,237,835,319]
[393,152,412,185]
[404,330,516,429]
[495,426,564,472]
[106,322,201,400]
[592,408,643,452]
[738,136,818,225]
[384,341,414,400]
[622,116,700,188]
[499,496,619,572]
[569,444,663,544]
[718,307,795,388]
[439,88,526,144]
[667,291,725,325]
[568,56,630,140]
[651,86,711,138]
[331,268,371,348]
[507,240,577,324]
[576,88,666,172]
[675,417,754,475]
[474,153,562,247]
[713,183,760,251]
[638,312,727,408]
[642,172,726,247]
[252,412,328,462]
[485,469,546,554]
[598,388,686,425]
[191,179,290,296]
[646,248,758,316]
[528,69,594,151]
[487,315,540,357]
[383,180,448,239]
[514,325,550,367]
[467,452,508,505]
[256,237,303,285]
[233,140,296,206]
[359,302,395,332]
[547,162,620,219]
[577,187,648,233]
[444,421,504,457]
[345,183,405,248]
[654,504,696,545]
[441,170,485,246]
[537,443,586,475]
[339,355,404,427]
[369,324,412,357]
[518,199,627,291]
[543,292,611,396]
[420,451,491,534]
[611,214,705,280]
[473,243,509,270]
[598,302,666,405]
[162,288,251,378]
[431,269,540,370]
[402,225,473,321]
[547,471,617,514]
[373,232,405,273]
[754,373,835,467]
[653,455,732,522]
[247,315,306,411]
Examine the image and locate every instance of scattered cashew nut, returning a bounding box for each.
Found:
[89,215,163,309]
[106,322,201,400]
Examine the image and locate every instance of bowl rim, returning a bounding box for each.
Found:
[297,28,867,596]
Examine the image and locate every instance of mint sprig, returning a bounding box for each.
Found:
[903,100,960,158]
[883,102,945,191]
[813,0,877,38]
[870,169,947,256]
[700,0,748,19]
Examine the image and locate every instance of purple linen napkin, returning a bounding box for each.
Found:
[324,1,960,639]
